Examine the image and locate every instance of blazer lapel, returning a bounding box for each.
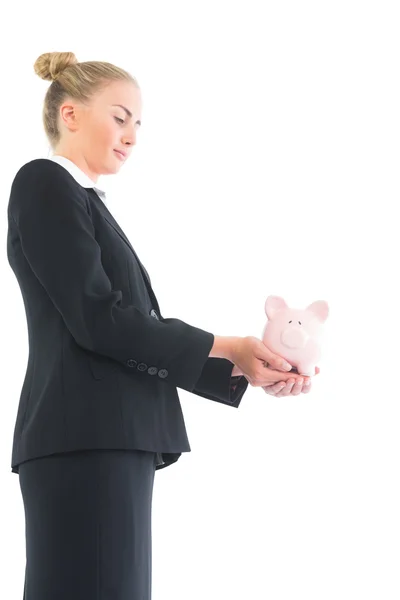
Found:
[103,215,151,284]
[102,216,161,310]
[86,188,161,315]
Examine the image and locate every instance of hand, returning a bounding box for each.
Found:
[229,336,305,388]
[262,366,320,397]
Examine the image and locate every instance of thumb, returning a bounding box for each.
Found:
[260,343,293,372]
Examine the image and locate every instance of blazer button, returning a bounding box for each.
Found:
[150,309,159,320]
[137,363,148,372]
[148,366,158,375]
[126,359,137,368]
[158,369,168,379]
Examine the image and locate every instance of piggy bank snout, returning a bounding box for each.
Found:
[281,326,309,349]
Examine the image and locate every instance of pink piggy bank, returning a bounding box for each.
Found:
[262,296,329,377]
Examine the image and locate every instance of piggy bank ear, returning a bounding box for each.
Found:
[265,295,288,319]
[306,300,329,323]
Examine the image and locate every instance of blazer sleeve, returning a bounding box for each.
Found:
[8,159,215,393]
[191,357,249,408]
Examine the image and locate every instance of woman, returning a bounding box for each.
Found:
[6,51,310,599]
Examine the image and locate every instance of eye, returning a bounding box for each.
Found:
[114,117,125,124]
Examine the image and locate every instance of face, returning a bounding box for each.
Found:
[54,79,142,183]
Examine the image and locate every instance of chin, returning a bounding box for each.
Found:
[113,153,126,167]
[108,157,123,172]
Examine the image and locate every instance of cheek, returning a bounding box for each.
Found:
[99,125,116,149]
[89,118,116,151]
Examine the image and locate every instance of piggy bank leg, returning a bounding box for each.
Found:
[297,364,315,377]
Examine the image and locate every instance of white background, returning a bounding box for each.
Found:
[1,1,399,598]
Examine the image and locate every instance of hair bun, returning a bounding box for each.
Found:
[33,52,78,82]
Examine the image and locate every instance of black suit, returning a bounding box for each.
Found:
[7,158,248,474]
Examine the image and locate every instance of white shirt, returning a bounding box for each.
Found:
[48,154,108,205]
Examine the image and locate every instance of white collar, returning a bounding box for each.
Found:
[47,154,107,201]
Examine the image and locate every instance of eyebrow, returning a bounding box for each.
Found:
[112,104,141,126]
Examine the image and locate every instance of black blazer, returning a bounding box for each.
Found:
[7,159,248,473]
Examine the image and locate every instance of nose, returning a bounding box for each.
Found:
[121,129,136,151]
[281,326,309,349]
[121,136,134,149]
[127,121,137,146]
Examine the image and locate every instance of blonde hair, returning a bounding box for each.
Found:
[34,51,138,151]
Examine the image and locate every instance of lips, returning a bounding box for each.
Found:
[114,149,126,159]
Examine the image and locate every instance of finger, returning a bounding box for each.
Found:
[262,380,277,388]
[275,386,289,397]
[290,378,304,396]
[262,351,292,373]
[289,380,312,396]
[260,366,309,388]
[263,381,286,395]
[277,378,296,396]
[260,370,304,388]
[274,377,312,397]
[290,375,311,395]
[275,379,298,397]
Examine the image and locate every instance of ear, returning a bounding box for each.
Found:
[265,295,288,320]
[59,102,80,132]
[306,300,329,323]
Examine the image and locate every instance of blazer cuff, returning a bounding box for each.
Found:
[191,358,249,407]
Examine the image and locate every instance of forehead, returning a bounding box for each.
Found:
[97,80,142,115]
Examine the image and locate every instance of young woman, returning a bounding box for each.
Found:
[6,51,310,599]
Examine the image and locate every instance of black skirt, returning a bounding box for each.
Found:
[18,448,157,600]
